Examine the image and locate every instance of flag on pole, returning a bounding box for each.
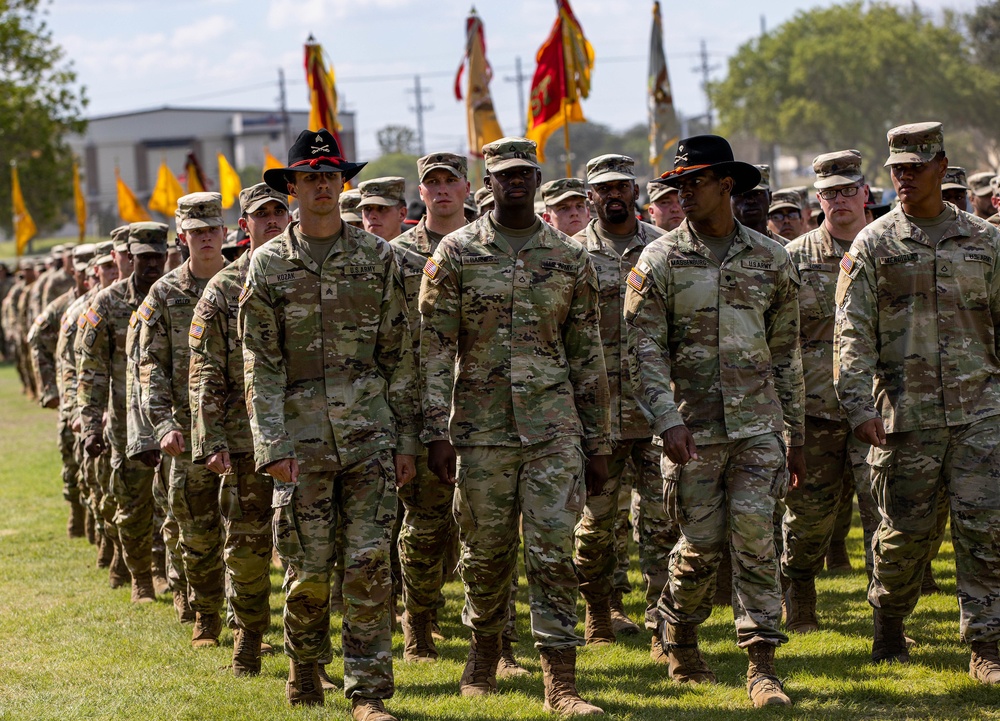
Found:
[648,1,679,173]
[304,36,342,137]
[263,147,283,173]
[218,153,242,209]
[184,151,208,193]
[116,168,151,223]
[72,159,86,243]
[525,0,594,162]
[11,161,37,256]
[455,7,504,157]
[148,160,184,217]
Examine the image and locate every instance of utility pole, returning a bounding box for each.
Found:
[278,68,290,152]
[693,39,718,132]
[504,56,530,134]
[407,75,433,156]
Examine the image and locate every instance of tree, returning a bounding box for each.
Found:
[710,2,1000,182]
[968,1,1000,69]
[355,152,420,204]
[376,125,418,156]
[0,0,88,238]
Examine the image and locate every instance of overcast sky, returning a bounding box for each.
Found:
[47,0,974,162]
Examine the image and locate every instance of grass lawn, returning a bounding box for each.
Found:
[0,362,996,720]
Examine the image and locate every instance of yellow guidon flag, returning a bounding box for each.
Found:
[11,161,37,256]
[116,168,151,224]
[217,153,242,209]
[148,160,184,217]
[73,159,87,242]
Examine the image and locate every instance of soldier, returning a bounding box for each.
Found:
[967,171,996,220]
[646,181,684,232]
[359,177,407,241]
[626,135,804,707]
[572,154,678,657]
[540,178,590,236]
[340,188,364,229]
[942,167,970,211]
[419,137,610,716]
[137,196,227,636]
[243,128,418,718]
[14,261,40,400]
[834,122,1000,683]
[781,150,878,633]
[474,186,494,216]
[110,224,135,279]
[732,164,787,243]
[768,189,805,241]
[391,152,469,664]
[188,183,289,676]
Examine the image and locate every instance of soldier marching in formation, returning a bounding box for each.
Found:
[8,119,1000,720]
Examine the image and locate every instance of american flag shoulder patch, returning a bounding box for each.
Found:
[137,301,154,321]
[626,266,647,293]
[839,253,855,275]
[77,314,88,330]
[189,321,205,340]
[85,307,102,327]
[423,257,440,279]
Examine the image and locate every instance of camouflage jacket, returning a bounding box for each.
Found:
[575,218,663,441]
[25,269,51,324]
[1,281,25,343]
[77,274,148,460]
[40,268,74,314]
[419,215,611,454]
[392,217,443,351]
[57,287,99,421]
[27,288,79,407]
[785,225,848,421]
[189,252,252,463]
[126,311,159,459]
[834,204,1000,432]
[137,260,216,447]
[625,218,805,446]
[238,221,420,472]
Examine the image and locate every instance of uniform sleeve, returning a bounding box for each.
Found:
[418,240,461,444]
[125,314,160,458]
[765,255,806,447]
[76,298,112,441]
[137,291,179,442]
[833,236,881,430]
[57,317,79,419]
[27,309,59,406]
[238,254,295,471]
[189,289,230,463]
[564,254,611,455]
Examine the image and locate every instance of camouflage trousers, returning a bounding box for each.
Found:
[273,450,397,700]
[110,453,156,579]
[82,450,116,539]
[868,417,1000,643]
[57,417,79,504]
[782,416,873,579]
[220,453,273,633]
[828,446,883,575]
[167,454,224,615]
[455,436,585,650]
[398,447,457,615]
[155,456,186,593]
[658,432,789,648]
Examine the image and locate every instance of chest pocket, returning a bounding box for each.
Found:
[594,262,622,305]
[725,258,776,312]
[532,260,577,321]
[799,264,837,318]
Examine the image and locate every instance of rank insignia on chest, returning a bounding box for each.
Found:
[626,266,647,292]
[85,307,102,327]
[839,253,855,275]
[137,301,154,321]
[423,257,440,279]
[189,321,205,340]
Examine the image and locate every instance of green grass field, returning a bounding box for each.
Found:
[0,362,996,720]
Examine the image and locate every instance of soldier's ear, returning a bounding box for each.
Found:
[484,176,492,189]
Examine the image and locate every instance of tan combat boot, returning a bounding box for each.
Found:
[459,632,501,697]
[191,611,222,648]
[872,609,909,664]
[970,641,1000,685]
[660,621,716,684]
[746,642,792,707]
[232,627,263,677]
[496,636,529,678]
[286,660,324,706]
[351,697,397,721]
[67,497,86,539]
[108,538,129,589]
[150,549,169,595]
[539,647,603,716]
[318,664,339,692]
[172,588,196,624]
[920,561,941,595]
[130,572,156,604]
[650,634,668,665]
[609,591,641,636]
[784,577,819,633]
[402,609,438,662]
[825,540,851,572]
[583,598,615,646]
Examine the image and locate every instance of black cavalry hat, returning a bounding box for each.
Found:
[263,128,367,193]
[652,135,761,195]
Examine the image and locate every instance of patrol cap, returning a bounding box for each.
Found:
[884,122,944,166]
[586,154,636,184]
[474,186,495,211]
[92,240,115,268]
[417,152,468,181]
[813,149,864,189]
[968,171,995,197]
[50,243,66,256]
[358,177,406,208]
[463,195,477,215]
[646,181,678,203]
[110,224,130,252]
[128,222,170,255]
[752,164,771,192]
[942,166,969,192]
[339,188,363,223]
[239,182,289,215]
[177,192,224,230]
[482,137,540,173]
[541,178,587,206]
[222,229,240,250]
[769,189,802,213]
[72,243,96,272]
[867,187,885,205]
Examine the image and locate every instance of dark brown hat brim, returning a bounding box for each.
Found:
[656,161,761,196]
[263,160,367,194]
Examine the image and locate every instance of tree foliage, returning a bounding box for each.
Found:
[375,125,418,156]
[710,2,1000,181]
[968,1,1000,69]
[0,0,88,236]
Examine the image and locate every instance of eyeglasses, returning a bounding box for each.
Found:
[768,211,801,221]
[818,185,862,200]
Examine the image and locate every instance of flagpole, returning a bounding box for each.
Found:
[562,104,572,178]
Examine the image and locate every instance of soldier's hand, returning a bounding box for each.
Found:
[42,395,58,409]
[71,416,81,432]
[160,430,185,457]
[584,454,610,496]
[395,454,416,488]
[787,445,806,491]
[136,449,161,468]
[853,418,886,447]
[206,451,231,475]
[266,457,299,484]
[662,426,698,465]
[427,440,457,485]
[83,434,105,458]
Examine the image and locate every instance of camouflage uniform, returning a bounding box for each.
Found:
[28,287,80,407]
[189,251,272,634]
[835,202,1000,644]
[419,212,611,649]
[239,221,419,699]
[625,218,804,647]
[39,265,74,314]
